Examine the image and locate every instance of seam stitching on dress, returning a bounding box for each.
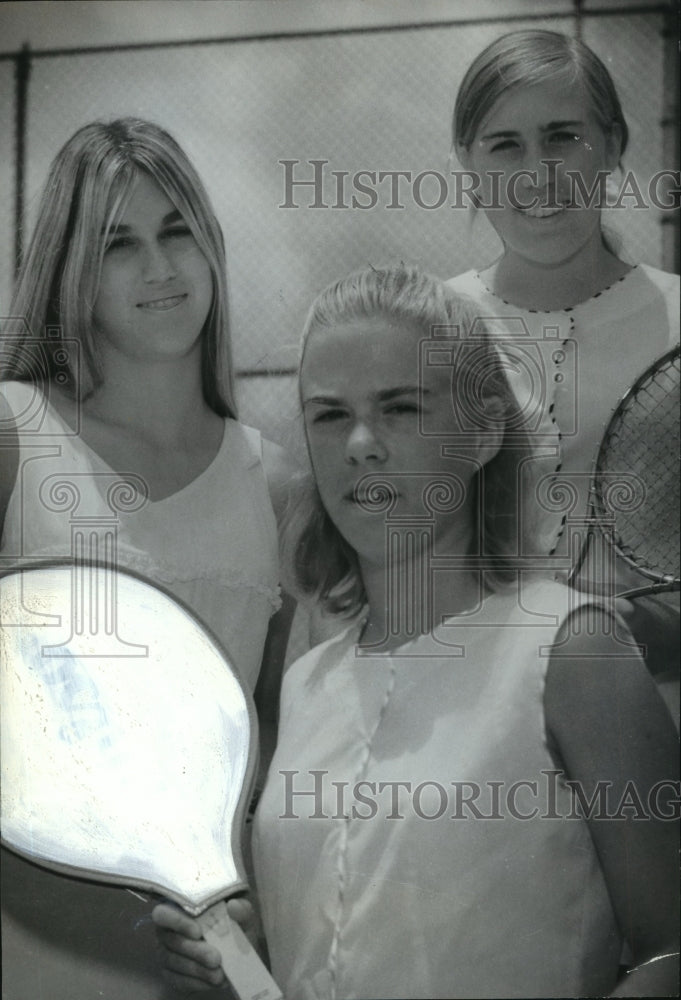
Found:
[327,654,398,1000]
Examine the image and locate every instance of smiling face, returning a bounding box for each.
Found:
[300,316,493,568]
[461,79,621,267]
[92,171,214,366]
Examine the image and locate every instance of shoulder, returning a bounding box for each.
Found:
[0,382,32,448]
[282,621,357,691]
[636,263,680,295]
[0,388,20,438]
[0,385,16,416]
[0,389,18,430]
[544,602,675,754]
[0,379,65,433]
[234,426,300,524]
[0,379,39,411]
[625,265,680,337]
[500,577,575,626]
[445,269,480,295]
[260,437,300,523]
[444,272,535,344]
[637,265,680,346]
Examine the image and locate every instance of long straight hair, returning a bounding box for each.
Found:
[3,118,236,417]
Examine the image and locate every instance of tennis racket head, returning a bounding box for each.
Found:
[592,345,680,588]
[0,562,258,915]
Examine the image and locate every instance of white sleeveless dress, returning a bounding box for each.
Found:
[253,580,622,999]
[0,379,280,690]
[0,379,280,999]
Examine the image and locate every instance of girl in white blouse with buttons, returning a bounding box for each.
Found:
[447,29,679,689]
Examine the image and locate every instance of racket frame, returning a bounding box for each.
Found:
[571,345,680,597]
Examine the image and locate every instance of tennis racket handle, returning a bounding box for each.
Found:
[199,900,283,1000]
[617,580,681,600]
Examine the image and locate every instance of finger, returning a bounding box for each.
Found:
[225,896,262,950]
[225,897,254,929]
[157,929,223,968]
[161,946,227,986]
[152,902,203,940]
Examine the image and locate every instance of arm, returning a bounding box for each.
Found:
[254,589,296,783]
[255,439,300,771]
[544,605,679,997]
[572,536,680,684]
[617,592,679,688]
[0,394,20,544]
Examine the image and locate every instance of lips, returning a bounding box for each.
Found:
[137,293,187,310]
[517,204,566,219]
[343,484,400,508]
[344,490,371,504]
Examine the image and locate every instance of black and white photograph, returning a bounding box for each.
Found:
[0,1,679,997]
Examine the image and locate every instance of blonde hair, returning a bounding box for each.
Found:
[4,118,236,417]
[283,264,539,618]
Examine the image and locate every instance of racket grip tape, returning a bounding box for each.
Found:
[199,900,283,1000]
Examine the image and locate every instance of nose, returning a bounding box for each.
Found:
[511,146,559,208]
[516,138,546,178]
[526,141,566,186]
[345,420,387,465]
[142,241,177,283]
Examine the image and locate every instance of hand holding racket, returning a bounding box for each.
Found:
[575,346,680,600]
[0,563,282,1000]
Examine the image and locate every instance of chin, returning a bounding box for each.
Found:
[336,524,386,567]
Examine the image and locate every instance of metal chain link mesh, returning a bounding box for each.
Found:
[0,59,16,312]
[0,11,672,460]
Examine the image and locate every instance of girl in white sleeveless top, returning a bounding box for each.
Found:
[0,118,294,1000]
[155,267,678,999]
[446,30,679,686]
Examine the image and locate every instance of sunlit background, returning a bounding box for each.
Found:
[1,0,678,460]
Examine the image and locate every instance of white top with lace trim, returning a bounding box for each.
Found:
[0,380,280,690]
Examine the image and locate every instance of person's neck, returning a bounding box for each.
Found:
[485,240,630,312]
[84,352,214,448]
[358,522,485,652]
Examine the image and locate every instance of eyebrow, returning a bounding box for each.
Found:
[104,209,184,234]
[480,120,584,142]
[303,386,428,407]
[379,386,426,402]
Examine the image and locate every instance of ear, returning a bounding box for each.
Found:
[604,122,623,171]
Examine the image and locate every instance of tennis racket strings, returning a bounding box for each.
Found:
[592,346,680,592]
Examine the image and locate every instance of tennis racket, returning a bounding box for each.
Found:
[580,345,680,600]
[0,563,283,1000]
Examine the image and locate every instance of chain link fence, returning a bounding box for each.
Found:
[1,7,677,461]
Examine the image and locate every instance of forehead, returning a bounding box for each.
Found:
[301,316,451,396]
[479,79,595,134]
[115,171,177,223]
